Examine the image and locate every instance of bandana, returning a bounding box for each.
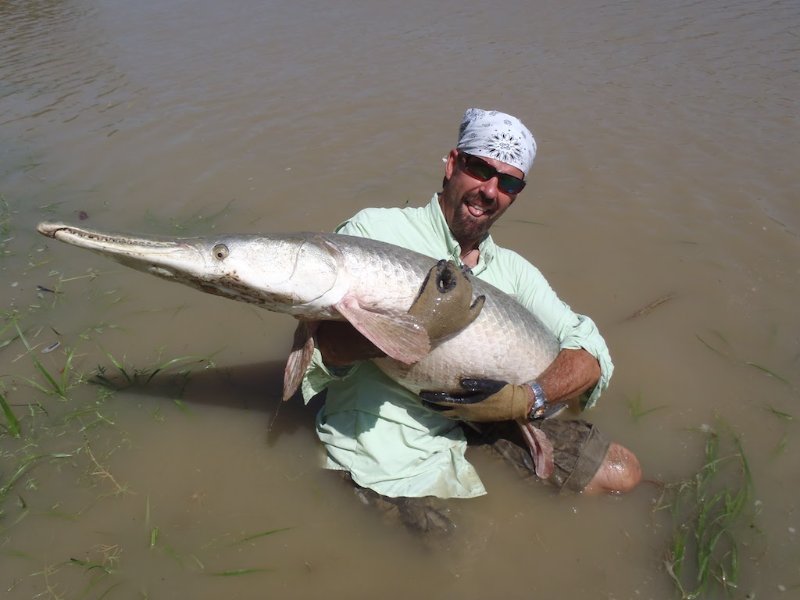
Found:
[456,108,537,176]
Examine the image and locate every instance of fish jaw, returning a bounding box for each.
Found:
[36,223,343,315]
[37,221,210,278]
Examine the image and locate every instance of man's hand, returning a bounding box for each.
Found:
[419,378,533,422]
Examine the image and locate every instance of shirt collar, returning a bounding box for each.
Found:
[426,194,497,274]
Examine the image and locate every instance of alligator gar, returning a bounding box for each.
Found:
[37,222,561,474]
[36,221,561,391]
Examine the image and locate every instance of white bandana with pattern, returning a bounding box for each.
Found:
[456,108,537,176]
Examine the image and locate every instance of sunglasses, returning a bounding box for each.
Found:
[459,152,526,195]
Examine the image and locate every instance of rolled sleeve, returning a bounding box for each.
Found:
[505,256,614,409]
[555,311,613,408]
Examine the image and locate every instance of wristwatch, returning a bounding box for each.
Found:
[527,381,548,421]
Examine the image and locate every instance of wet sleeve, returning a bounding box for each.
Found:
[334,212,374,237]
[512,259,614,409]
[300,347,355,404]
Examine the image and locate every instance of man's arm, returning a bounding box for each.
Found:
[508,254,614,409]
[535,347,601,406]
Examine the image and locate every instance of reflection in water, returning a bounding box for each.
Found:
[1,0,798,598]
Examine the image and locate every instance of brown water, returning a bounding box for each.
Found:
[1,0,798,598]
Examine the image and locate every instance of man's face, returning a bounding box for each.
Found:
[439,149,524,248]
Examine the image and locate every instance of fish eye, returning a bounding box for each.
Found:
[212,243,229,260]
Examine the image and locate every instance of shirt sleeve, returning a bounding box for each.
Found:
[301,347,353,403]
[509,257,614,408]
[335,214,371,237]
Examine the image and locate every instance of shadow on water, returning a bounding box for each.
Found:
[89,358,326,445]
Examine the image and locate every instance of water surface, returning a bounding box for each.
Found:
[1,0,798,598]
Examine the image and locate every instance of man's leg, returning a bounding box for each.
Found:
[471,419,641,494]
[336,472,456,536]
[581,441,642,495]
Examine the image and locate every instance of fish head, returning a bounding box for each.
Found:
[37,223,341,314]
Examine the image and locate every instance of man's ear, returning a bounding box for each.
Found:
[444,149,458,181]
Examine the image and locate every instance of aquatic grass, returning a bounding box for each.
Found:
[229,527,294,546]
[13,323,81,399]
[0,328,20,351]
[657,425,755,599]
[694,331,733,361]
[0,452,74,503]
[91,349,214,390]
[67,545,125,600]
[143,500,203,572]
[627,391,668,423]
[624,292,675,322]
[63,405,116,432]
[83,442,128,496]
[0,388,22,437]
[744,361,796,391]
[0,193,11,256]
[209,567,274,577]
[765,405,793,421]
[90,350,215,412]
[147,527,200,570]
[696,330,798,396]
[69,557,113,576]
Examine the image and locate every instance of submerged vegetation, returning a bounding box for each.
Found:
[0,210,287,597]
[656,425,758,599]
[696,330,799,399]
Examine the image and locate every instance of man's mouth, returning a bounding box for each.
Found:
[465,201,490,218]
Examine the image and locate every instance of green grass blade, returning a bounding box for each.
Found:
[0,453,73,498]
[231,527,294,545]
[695,334,731,360]
[0,390,21,437]
[745,361,795,390]
[14,323,67,398]
[209,567,273,577]
[765,405,793,421]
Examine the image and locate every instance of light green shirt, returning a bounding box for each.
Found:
[302,195,613,498]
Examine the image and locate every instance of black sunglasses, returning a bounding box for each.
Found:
[459,152,526,195]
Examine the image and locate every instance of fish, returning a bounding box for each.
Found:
[37,222,560,476]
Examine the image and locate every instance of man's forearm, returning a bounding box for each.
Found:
[535,348,602,406]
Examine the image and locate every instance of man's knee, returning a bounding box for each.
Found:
[583,442,642,495]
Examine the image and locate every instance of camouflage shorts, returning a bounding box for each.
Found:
[466,419,611,492]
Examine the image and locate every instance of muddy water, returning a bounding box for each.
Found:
[1,0,798,597]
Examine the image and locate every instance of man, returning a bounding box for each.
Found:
[301,109,641,526]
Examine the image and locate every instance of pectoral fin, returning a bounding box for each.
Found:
[517,421,554,480]
[283,320,318,401]
[336,297,430,365]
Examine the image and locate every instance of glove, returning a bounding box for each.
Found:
[419,378,532,422]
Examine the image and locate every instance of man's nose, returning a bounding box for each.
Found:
[479,176,499,202]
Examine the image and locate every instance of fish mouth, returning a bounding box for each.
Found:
[36,222,200,279]
[38,222,177,249]
[37,222,67,238]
